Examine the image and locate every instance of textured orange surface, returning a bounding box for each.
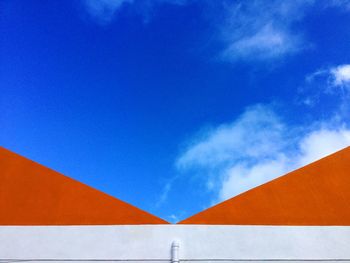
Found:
[0,147,168,225]
[180,147,350,225]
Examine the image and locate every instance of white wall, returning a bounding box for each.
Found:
[1,225,350,262]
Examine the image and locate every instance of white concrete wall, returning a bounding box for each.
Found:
[1,225,350,262]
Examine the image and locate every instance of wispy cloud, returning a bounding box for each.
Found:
[82,0,350,63]
[222,24,301,61]
[301,64,350,106]
[306,64,350,90]
[154,179,175,208]
[82,0,187,24]
[167,214,179,223]
[177,104,350,203]
[83,0,133,24]
[217,0,314,62]
[217,0,350,62]
[325,0,350,10]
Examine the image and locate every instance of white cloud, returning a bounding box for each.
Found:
[82,0,350,63]
[177,104,350,203]
[155,180,173,208]
[216,0,350,62]
[82,0,187,24]
[300,64,350,107]
[219,156,289,201]
[177,105,288,170]
[298,128,350,165]
[218,0,314,61]
[223,24,300,61]
[330,64,350,89]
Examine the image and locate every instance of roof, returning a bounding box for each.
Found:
[179,146,350,225]
[0,147,168,225]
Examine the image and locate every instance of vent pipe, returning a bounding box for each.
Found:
[171,240,180,263]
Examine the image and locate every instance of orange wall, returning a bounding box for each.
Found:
[2,145,350,226]
[0,147,168,225]
[180,147,350,225]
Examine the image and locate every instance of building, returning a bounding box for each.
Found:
[1,146,350,262]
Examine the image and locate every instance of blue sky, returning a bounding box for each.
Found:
[1,0,350,222]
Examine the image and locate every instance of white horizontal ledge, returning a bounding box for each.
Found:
[0,226,349,261]
[0,259,350,263]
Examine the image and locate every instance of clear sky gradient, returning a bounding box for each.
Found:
[1,0,350,222]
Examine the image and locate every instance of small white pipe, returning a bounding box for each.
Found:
[171,240,180,263]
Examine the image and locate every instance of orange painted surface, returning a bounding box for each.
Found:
[179,147,350,225]
[0,147,168,225]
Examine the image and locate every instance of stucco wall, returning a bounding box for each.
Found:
[1,225,350,262]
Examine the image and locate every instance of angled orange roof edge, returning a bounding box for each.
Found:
[179,146,350,225]
[0,146,169,225]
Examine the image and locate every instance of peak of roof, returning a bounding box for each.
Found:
[0,147,168,225]
[179,146,350,225]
